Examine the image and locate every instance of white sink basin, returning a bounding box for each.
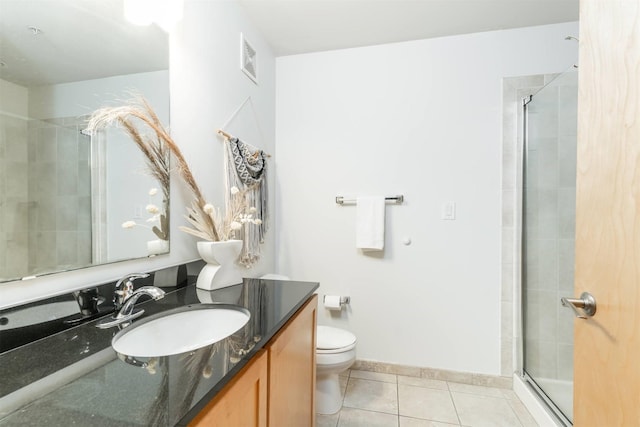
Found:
[111,304,250,357]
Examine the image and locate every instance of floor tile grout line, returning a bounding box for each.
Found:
[325,371,534,427]
[446,381,514,400]
[449,389,528,427]
[447,385,464,426]
[449,390,510,399]
[340,404,400,417]
[505,398,527,427]
[395,375,400,427]
[349,374,399,384]
[335,371,350,427]
[320,382,536,427]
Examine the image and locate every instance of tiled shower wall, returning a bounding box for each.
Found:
[0,114,29,279]
[502,72,576,381]
[0,114,92,280]
[27,118,92,275]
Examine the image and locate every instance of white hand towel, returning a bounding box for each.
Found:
[356,196,385,251]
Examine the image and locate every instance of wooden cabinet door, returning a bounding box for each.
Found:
[268,295,318,427]
[573,0,640,425]
[189,349,268,427]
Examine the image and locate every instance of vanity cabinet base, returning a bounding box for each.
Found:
[190,294,318,427]
[189,349,268,427]
[268,294,317,426]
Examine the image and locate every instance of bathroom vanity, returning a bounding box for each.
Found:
[0,274,319,426]
[190,294,317,426]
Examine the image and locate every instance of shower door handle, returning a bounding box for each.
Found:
[561,292,597,319]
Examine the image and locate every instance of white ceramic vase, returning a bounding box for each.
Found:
[196,240,243,290]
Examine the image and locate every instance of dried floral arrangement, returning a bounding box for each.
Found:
[88,96,260,243]
[181,185,262,241]
[87,97,171,241]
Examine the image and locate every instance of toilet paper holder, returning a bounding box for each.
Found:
[323,295,351,307]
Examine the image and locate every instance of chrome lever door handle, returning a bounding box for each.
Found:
[561,292,596,319]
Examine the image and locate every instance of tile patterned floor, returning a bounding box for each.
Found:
[316,370,539,427]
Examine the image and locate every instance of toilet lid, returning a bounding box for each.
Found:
[317,325,356,350]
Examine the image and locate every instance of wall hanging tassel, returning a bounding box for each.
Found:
[224,136,269,267]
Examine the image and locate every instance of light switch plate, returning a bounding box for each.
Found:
[441,201,456,220]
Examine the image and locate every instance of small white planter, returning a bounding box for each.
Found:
[147,239,169,256]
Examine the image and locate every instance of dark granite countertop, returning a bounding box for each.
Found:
[0,278,319,426]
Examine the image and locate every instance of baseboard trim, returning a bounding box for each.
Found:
[353,359,513,389]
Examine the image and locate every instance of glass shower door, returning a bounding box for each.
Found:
[522,70,578,425]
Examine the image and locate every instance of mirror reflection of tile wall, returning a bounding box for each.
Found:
[0,113,29,279]
[0,114,92,280]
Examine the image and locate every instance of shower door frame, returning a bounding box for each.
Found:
[518,70,577,427]
[520,93,571,427]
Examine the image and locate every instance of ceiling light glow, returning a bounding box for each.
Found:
[123,0,183,31]
[155,0,184,31]
[124,0,154,26]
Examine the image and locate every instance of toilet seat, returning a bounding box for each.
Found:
[317,325,357,354]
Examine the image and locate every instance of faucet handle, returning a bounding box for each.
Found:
[97,285,165,329]
[114,273,150,308]
[74,287,104,316]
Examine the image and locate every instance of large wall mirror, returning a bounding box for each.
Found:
[0,0,170,283]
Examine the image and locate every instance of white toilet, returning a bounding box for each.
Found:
[259,274,357,415]
[316,325,357,414]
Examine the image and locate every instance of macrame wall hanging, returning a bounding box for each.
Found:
[218,96,270,268]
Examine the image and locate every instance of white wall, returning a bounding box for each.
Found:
[0,0,276,309]
[0,79,28,117]
[276,22,579,376]
[169,0,276,276]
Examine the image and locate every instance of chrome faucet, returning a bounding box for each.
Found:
[118,286,165,319]
[113,273,149,310]
[97,286,165,329]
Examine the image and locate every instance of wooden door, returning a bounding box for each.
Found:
[189,350,268,427]
[573,0,640,425]
[268,295,317,427]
